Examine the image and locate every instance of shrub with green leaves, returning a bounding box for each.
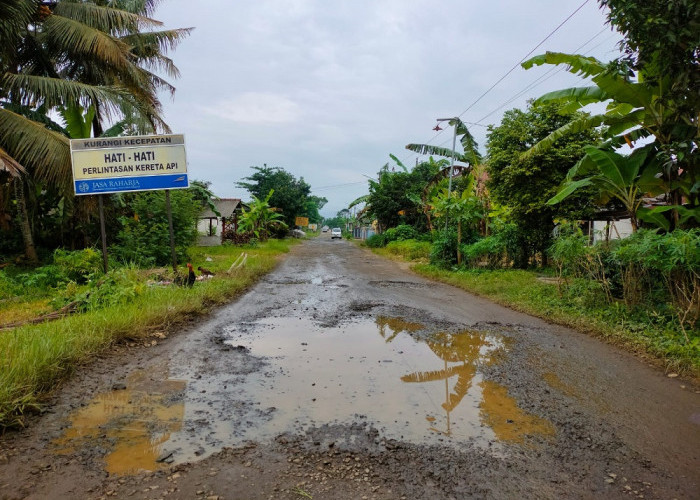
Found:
[459,224,519,269]
[614,229,699,336]
[52,248,102,283]
[16,265,69,290]
[0,271,23,300]
[385,239,431,260]
[53,266,145,312]
[388,224,418,242]
[365,234,387,248]
[430,229,458,267]
[111,190,200,266]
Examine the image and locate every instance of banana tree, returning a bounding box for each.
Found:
[522,52,698,228]
[547,145,668,231]
[430,183,485,264]
[406,118,482,167]
[239,189,288,240]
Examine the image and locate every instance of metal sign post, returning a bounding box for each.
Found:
[98,194,109,273]
[165,189,177,271]
[69,134,188,273]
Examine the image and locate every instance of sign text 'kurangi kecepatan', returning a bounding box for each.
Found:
[70,134,188,195]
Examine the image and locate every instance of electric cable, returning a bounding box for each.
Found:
[398,0,594,165]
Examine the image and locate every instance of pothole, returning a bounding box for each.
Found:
[369,280,435,289]
[52,316,555,475]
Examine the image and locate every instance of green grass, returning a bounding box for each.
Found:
[368,239,431,261]
[410,264,699,377]
[0,239,297,429]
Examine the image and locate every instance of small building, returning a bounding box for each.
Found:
[197,198,245,246]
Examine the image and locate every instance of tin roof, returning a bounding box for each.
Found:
[200,198,242,218]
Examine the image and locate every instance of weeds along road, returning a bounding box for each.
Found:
[1,235,698,500]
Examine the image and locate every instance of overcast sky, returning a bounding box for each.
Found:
[155,0,622,217]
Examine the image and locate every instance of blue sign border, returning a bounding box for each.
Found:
[74,173,189,195]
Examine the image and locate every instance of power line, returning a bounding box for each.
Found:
[313,180,367,191]
[455,0,592,120]
[474,28,612,124]
[404,29,618,164]
[399,0,593,165]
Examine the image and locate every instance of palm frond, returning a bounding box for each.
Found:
[2,73,131,117]
[534,85,609,109]
[592,78,654,110]
[601,127,652,149]
[0,108,71,186]
[0,0,32,55]
[1,102,66,135]
[111,0,163,16]
[54,1,162,34]
[57,102,95,139]
[122,28,193,56]
[0,145,26,177]
[453,118,482,165]
[101,120,128,137]
[132,53,180,79]
[389,153,408,172]
[43,14,131,71]
[401,366,464,383]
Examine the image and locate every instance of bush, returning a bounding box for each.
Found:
[458,224,520,269]
[430,229,458,267]
[462,235,507,268]
[385,239,431,260]
[614,229,699,334]
[53,266,145,312]
[0,271,23,300]
[381,224,419,245]
[52,248,102,283]
[111,190,200,266]
[16,264,69,289]
[365,234,387,248]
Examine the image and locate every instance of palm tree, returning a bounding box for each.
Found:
[0,0,190,259]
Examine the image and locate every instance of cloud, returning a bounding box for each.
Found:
[157,0,623,217]
[201,92,300,124]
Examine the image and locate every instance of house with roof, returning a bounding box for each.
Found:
[197,198,245,246]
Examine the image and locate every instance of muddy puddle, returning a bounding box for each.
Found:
[224,316,553,446]
[53,370,185,475]
[53,316,554,474]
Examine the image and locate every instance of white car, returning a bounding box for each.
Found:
[331,227,342,239]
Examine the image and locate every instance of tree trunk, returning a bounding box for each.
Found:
[630,217,638,232]
[15,179,38,264]
[457,221,462,265]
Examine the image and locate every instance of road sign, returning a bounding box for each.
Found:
[70,134,188,195]
[295,217,309,227]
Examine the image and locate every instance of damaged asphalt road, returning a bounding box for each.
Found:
[1,236,698,499]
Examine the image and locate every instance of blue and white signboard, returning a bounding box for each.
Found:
[70,134,188,195]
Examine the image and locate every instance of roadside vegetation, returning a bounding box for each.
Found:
[0,1,329,430]
[350,0,698,376]
[0,239,296,429]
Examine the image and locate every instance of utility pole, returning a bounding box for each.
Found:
[436,117,459,230]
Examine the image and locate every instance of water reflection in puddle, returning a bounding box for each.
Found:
[53,371,185,475]
[54,316,554,475]
[227,316,554,446]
